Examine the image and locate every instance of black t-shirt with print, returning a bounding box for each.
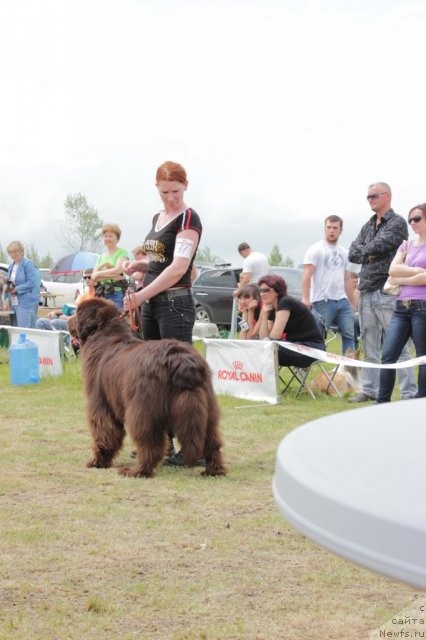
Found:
[142,208,202,288]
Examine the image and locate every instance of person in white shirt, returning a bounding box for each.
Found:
[237,242,269,289]
[302,215,356,355]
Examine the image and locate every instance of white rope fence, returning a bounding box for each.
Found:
[276,340,426,369]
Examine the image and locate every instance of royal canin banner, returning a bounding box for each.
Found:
[5,326,64,376]
[204,339,280,404]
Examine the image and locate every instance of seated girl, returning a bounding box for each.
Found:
[257,274,325,367]
[237,284,262,339]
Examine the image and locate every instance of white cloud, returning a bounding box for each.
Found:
[0,0,425,264]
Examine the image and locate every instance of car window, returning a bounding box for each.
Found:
[270,268,302,288]
[197,270,237,288]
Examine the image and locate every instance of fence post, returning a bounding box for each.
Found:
[229,296,238,338]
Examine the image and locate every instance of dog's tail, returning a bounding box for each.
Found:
[172,388,208,465]
[161,344,209,392]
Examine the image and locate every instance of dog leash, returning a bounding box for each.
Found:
[124,290,142,335]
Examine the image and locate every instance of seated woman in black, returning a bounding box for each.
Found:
[258,274,325,367]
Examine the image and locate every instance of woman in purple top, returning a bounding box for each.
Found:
[377,203,426,402]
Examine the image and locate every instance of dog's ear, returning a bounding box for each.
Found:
[76,299,118,342]
[76,302,100,343]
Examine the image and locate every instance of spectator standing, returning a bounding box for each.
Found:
[6,241,40,328]
[376,203,426,403]
[348,182,417,402]
[92,223,129,310]
[302,215,356,355]
[130,246,149,291]
[237,242,269,289]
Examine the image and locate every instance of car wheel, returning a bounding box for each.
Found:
[195,305,211,323]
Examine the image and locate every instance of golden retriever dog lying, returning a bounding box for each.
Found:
[73,297,227,478]
[308,349,361,396]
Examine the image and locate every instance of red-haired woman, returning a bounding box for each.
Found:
[258,274,325,367]
[124,161,201,344]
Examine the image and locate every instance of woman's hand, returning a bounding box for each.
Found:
[123,289,145,314]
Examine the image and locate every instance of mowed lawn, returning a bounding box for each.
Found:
[0,349,417,640]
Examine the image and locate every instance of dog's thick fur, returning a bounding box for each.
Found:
[74,297,226,478]
[308,349,361,396]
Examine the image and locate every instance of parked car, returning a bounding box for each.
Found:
[40,272,85,306]
[192,265,303,327]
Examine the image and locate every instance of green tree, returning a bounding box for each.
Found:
[0,244,6,263]
[282,255,295,267]
[39,253,53,268]
[269,243,283,266]
[58,193,103,253]
[195,246,225,265]
[26,243,40,266]
[268,244,295,267]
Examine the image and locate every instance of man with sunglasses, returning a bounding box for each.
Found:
[347,182,417,402]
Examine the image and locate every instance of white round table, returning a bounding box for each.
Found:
[273,399,426,587]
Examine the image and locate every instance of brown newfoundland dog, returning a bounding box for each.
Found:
[74,297,226,478]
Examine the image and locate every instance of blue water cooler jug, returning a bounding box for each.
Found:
[9,333,40,385]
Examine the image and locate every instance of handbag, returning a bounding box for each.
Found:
[383,240,408,296]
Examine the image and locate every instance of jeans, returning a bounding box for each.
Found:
[103,290,125,310]
[277,339,325,368]
[377,300,426,402]
[36,318,69,331]
[312,298,355,354]
[11,304,38,329]
[142,293,195,344]
[359,290,417,399]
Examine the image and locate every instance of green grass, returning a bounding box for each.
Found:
[0,348,416,640]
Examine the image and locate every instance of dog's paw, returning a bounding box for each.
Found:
[118,466,154,478]
[86,457,110,469]
[202,466,227,477]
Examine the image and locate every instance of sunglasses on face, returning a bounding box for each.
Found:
[366,192,387,201]
[83,275,92,280]
[408,215,424,224]
[259,287,272,294]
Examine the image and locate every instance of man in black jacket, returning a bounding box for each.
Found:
[347,182,417,402]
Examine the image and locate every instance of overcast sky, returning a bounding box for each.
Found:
[1,0,425,266]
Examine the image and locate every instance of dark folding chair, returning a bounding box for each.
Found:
[279,310,342,399]
[279,360,342,399]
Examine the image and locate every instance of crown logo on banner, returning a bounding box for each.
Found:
[232,361,243,370]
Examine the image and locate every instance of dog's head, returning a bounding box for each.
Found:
[76,297,121,343]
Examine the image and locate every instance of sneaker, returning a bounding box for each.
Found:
[163,451,206,467]
[348,392,375,403]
